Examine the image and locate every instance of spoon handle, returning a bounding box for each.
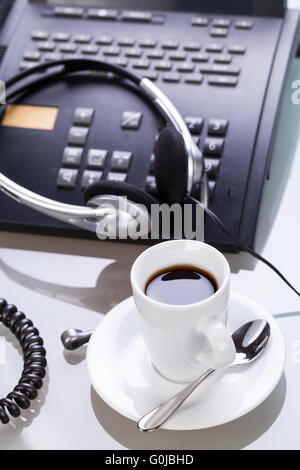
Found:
[137,368,215,432]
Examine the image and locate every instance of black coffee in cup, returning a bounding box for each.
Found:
[145,265,218,305]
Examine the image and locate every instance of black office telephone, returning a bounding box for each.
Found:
[0,0,299,251]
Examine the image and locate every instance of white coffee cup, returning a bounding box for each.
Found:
[131,240,236,382]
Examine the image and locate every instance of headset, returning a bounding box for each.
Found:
[0,58,299,297]
[0,58,209,235]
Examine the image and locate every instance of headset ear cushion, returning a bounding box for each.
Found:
[83,181,158,212]
[154,126,189,205]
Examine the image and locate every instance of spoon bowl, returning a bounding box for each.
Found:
[138,319,271,432]
[232,319,271,366]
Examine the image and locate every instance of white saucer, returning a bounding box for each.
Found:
[87,291,285,430]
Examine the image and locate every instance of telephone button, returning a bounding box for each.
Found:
[87,149,108,169]
[23,50,42,61]
[88,9,118,20]
[204,138,224,156]
[107,172,127,182]
[121,11,152,23]
[31,30,50,40]
[228,44,247,54]
[190,17,209,27]
[204,159,220,179]
[111,151,132,171]
[208,76,238,87]
[62,147,83,167]
[53,32,71,42]
[68,127,89,146]
[208,181,216,199]
[213,19,231,28]
[57,169,78,188]
[54,6,84,18]
[185,116,204,135]
[38,41,56,52]
[145,176,157,195]
[235,20,253,30]
[210,28,228,38]
[208,119,229,137]
[121,112,142,130]
[73,108,95,125]
[149,154,156,174]
[81,171,103,189]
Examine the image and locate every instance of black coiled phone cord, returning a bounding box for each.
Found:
[0,299,47,425]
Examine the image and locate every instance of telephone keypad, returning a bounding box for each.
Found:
[24,9,251,87]
[57,105,228,202]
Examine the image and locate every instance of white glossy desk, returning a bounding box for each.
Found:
[0,37,300,453]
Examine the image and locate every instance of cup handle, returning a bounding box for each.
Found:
[197,316,236,369]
